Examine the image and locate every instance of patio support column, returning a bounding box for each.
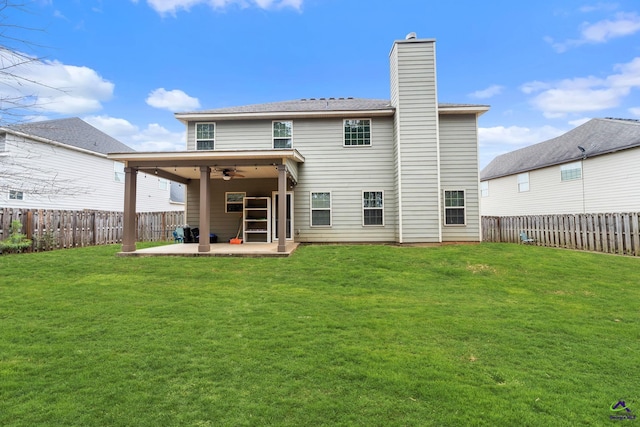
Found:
[122,166,137,252]
[199,166,211,253]
[277,164,287,253]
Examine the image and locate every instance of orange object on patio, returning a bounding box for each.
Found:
[229,238,243,244]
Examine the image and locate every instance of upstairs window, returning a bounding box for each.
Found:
[344,119,371,146]
[517,173,529,192]
[273,121,292,149]
[196,123,215,150]
[561,162,582,181]
[444,190,465,226]
[363,191,384,226]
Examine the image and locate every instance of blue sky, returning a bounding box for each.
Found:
[4,0,640,168]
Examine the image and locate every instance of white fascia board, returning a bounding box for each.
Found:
[174,109,395,123]
[438,105,490,116]
[107,149,306,163]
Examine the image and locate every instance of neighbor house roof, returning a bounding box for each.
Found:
[2,117,134,155]
[480,118,640,181]
[176,98,489,121]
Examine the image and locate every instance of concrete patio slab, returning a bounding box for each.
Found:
[117,242,299,257]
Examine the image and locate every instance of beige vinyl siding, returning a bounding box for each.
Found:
[439,114,481,241]
[294,117,396,242]
[187,120,273,150]
[3,134,176,212]
[186,117,396,242]
[186,178,278,241]
[481,148,640,216]
[390,39,441,243]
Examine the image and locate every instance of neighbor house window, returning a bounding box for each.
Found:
[196,123,215,150]
[517,173,529,192]
[158,178,169,190]
[114,162,125,183]
[9,190,24,200]
[226,192,245,213]
[311,192,331,226]
[363,191,384,226]
[273,121,292,149]
[444,190,466,226]
[480,181,489,197]
[561,162,582,181]
[344,119,371,146]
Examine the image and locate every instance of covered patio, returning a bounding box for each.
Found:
[107,149,304,255]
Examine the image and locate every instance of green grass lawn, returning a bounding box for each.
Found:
[0,243,638,426]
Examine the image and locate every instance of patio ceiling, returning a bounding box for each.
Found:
[108,149,305,184]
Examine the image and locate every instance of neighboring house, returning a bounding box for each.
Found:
[480,118,640,216]
[109,34,489,253]
[0,117,184,212]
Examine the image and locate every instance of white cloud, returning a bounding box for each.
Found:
[84,115,185,152]
[479,125,566,148]
[469,85,504,99]
[629,107,640,117]
[138,0,302,15]
[579,3,619,13]
[0,50,114,116]
[548,12,640,52]
[568,117,592,126]
[478,124,568,168]
[146,88,200,112]
[521,56,640,118]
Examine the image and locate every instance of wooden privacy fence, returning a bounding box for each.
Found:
[0,208,185,251]
[482,213,640,257]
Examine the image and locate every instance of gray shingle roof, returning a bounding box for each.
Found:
[480,118,640,180]
[4,117,134,155]
[180,98,394,115]
[178,98,488,116]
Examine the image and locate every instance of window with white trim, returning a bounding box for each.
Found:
[9,190,24,200]
[273,121,292,149]
[444,190,465,226]
[225,192,245,213]
[158,178,169,190]
[344,119,371,146]
[480,181,489,198]
[560,162,582,181]
[311,192,331,226]
[363,191,383,226]
[114,162,125,183]
[517,173,529,192]
[196,123,215,150]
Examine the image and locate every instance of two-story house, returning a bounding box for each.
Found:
[1,117,183,212]
[109,34,489,253]
[480,118,640,216]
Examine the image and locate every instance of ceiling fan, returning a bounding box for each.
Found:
[219,168,245,181]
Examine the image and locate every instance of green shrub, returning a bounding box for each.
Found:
[0,220,33,254]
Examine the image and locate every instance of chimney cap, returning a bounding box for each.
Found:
[405,32,417,40]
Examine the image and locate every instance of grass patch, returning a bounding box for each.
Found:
[0,243,638,426]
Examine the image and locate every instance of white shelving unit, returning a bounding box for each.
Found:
[243,197,271,243]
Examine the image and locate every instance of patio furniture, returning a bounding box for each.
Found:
[173,227,185,243]
[520,231,535,244]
